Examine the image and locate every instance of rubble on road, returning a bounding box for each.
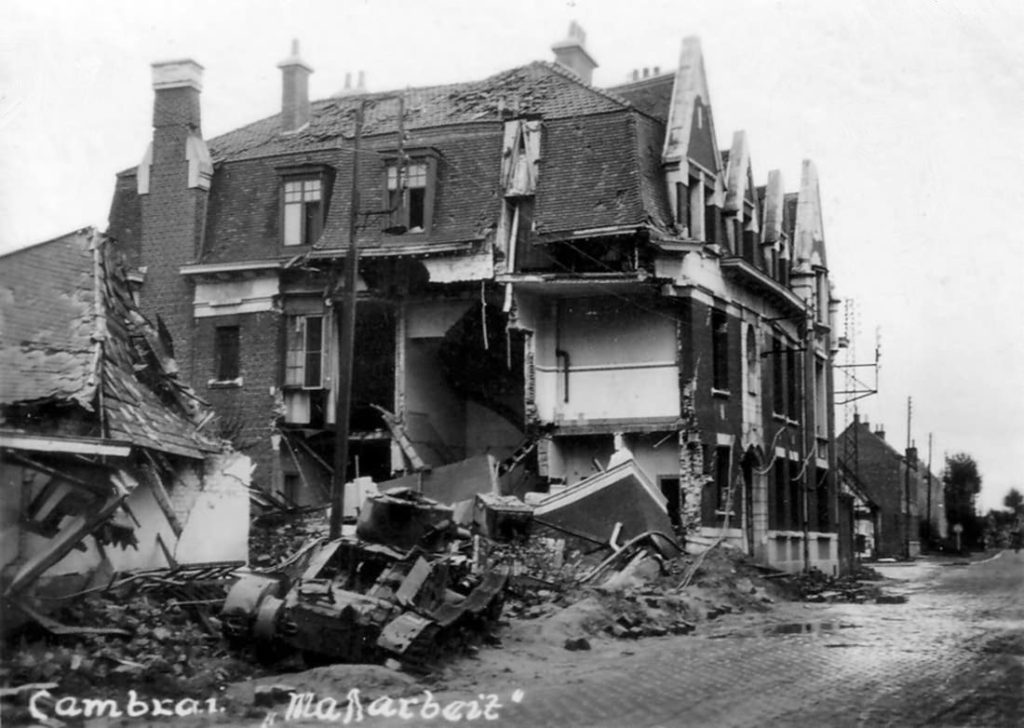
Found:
[770,565,899,604]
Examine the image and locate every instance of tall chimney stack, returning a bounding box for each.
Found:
[278,39,313,132]
[551,21,598,85]
[137,57,212,380]
[151,59,203,132]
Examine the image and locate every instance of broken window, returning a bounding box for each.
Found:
[771,458,787,529]
[816,470,830,530]
[214,326,240,381]
[500,119,541,196]
[283,177,324,246]
[771,337,785,416]
[746,325,758,394]
[789,461,803,530]
[714,445,732,515]
[815,359,827,437]
[712,309,729,392]
[505,197,537,271]
[786,347,800,421]
[285,315,324,389]
[675,182,689,232]
[816,270,829,324]
[387,159,435,233]
[688,177,704,240]
[704,184,721,246]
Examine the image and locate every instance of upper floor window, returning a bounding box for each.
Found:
[283,177,324,246]
[387,159,436,234]
[214,326,240,382]
[712,309,729,392]
[746,325,759,395]
[285,314,324,389]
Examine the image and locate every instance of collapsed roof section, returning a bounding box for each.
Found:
[0,228,219,460]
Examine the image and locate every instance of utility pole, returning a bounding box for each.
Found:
[925,432,933,547]
[801,302,815,573]
[329,99,365,539]
[903,396,912,559]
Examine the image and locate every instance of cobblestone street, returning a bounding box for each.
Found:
[354,550,1023,728]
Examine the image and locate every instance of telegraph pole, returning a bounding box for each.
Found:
[801,302,815,573]
[925,431,933,547]
[329,100,365,539]
[903,396,912,559]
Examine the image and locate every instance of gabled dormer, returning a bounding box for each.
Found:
[790,160,829,322]
[662,37,724,245]
[761,170,787,282]
[723,131,760,262]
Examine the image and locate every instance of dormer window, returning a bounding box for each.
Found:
[282,177,323,246]
[501,118,542,196]
[386,157,436,234]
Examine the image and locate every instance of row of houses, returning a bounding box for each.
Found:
[98,25,847,574]
[837,415,947,559]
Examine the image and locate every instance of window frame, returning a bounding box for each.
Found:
[711,308,730,394]
[213,325,241,383]
[384,154,438,235]
[285,314,326,390]
[277,164,333,249]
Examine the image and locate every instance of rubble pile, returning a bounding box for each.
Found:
[773,565,902,604]
[1,593,259,705]
[249,507,329,567]
[489,538,781,643]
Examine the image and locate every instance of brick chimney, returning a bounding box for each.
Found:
[278,39,313,132]
[137,58,212,379]
[551,21,598,85]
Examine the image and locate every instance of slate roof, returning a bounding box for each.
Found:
[206,62,633,163]
[110,60,674,264]
[0,231,98,409]
[0,230,219,460]
[607,73,675,123]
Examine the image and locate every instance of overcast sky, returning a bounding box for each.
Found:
[3,0,1022,512]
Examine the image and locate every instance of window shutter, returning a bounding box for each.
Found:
[522,120,542,193]
[500,121,520,191]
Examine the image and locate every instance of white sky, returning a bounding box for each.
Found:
[2,0,1023,512]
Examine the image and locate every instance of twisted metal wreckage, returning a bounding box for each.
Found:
[0,229,681,666]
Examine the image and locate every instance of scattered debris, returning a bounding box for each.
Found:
[223,491,509,668]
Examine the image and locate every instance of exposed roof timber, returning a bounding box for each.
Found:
[180,261,282,276]
[550,417,683,435]
[0,431,132,457]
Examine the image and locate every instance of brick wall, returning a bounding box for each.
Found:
[195,310,282,489]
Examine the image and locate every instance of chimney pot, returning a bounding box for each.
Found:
[357,70,365,90]
[643,67,650,78]
[551,21,598,85]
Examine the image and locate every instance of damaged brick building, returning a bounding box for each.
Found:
[0,229,252,618]
[106,27,842,573]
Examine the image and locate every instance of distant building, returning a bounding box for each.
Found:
[836,415,944,558]
[106,27,843,573]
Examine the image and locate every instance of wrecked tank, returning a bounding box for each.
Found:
[221,489,508,666]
